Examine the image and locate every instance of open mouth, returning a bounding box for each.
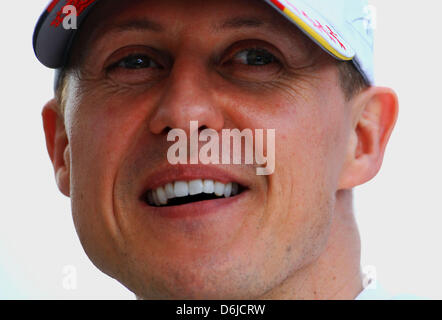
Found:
[140,179,246,207]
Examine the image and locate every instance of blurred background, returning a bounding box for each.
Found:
[0,0,441,299]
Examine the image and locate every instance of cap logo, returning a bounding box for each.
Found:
[269,0,355,60]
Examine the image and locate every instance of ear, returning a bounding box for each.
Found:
[338,87,399,190]
[42,99,71,197]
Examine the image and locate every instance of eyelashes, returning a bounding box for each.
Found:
[110,48,278,70]
[104,41,283,84]
[104,46,168,84]
[226,48,279,67]
[109,54,162,70]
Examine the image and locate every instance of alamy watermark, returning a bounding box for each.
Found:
[61,5,78,30]
[363,5,377,31]
[62,265,77,290]
[362,265,377,290]
[167,121,275,176]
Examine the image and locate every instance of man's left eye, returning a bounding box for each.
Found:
[116,54,160,69]
[232,49,277,66]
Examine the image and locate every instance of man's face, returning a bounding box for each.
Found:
[62,0,354,298]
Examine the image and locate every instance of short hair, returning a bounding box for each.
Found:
[336,61,369,100]
[55,60,368,116]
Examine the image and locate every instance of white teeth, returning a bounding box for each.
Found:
[174,181,189,198]
[146,180,242,206]
[214,182,225,197]
[156,186,168,205]
[188,179,204,195]
[165,183,175,199]
[203,179,214,194]
[224,182,232,198]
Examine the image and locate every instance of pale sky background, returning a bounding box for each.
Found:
[0,0,441,299]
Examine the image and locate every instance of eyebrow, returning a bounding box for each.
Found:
[101,19,165,34]
[214,16,266,31]
[83,15,292,62]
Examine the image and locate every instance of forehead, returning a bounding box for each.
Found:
[86,0,293,28]
[74,0,314,56]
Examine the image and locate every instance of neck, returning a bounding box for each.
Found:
[260,189,363,300]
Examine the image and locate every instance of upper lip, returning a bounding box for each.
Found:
[138,164,251,195]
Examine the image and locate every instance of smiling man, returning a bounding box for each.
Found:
[34,0,398,300]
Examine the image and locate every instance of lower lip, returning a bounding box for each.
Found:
[139,190,249,219]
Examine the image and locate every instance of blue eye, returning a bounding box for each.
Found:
[116,55,160,69]
[233,49,277,66]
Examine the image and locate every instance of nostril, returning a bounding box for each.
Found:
[162,126,173,135]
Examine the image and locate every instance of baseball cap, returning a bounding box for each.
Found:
[33,0,375,89]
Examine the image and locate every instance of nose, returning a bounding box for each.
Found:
[148,56,225,135]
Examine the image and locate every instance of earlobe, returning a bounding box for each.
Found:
[42,99,71,197]
[338,87,399,190]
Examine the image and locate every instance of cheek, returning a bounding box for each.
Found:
[68,95,142,191]
[211,72,348,223]
[65,88,156,272]
[250,83,348,244]
[275,106,346,274]
[68,83,159,178]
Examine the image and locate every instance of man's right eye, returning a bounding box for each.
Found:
[105,50,167,85]
[114,54,161,70]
